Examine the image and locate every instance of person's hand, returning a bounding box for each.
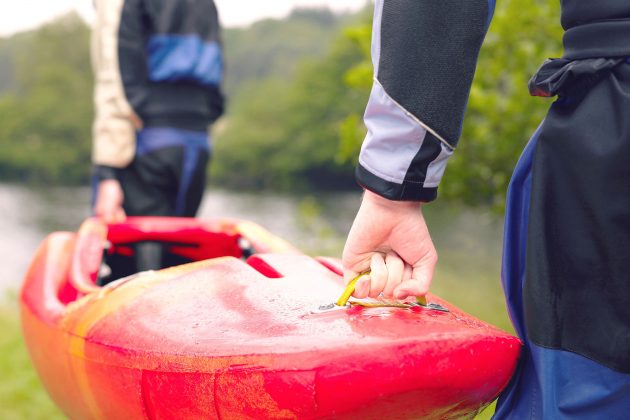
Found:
[128,110,143,130]
[342,190,437,300]
[94,179,126,223]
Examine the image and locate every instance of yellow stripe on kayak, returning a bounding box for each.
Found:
[64,258,234,420]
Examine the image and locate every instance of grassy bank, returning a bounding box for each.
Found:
[0,297,63,419]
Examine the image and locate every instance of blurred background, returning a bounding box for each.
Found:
[1,0,562,417]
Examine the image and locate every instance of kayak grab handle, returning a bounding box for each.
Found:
[335,273,365,307]
[70,218,108,295]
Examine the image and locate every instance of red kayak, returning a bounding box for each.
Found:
[21,217,520,419]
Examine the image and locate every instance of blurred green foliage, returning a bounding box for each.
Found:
[0,14,93,184]
[212,17,369,191]
[222,8,349,96]
[0,2,563,209]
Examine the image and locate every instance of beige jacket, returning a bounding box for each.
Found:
[91,0,136,168]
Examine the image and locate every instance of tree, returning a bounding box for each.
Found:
[222,8,348,96]
[213,14,369,191]
[0,14,93,184]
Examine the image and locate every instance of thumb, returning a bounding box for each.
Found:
[114,207,127,223]
[343,267,360,285]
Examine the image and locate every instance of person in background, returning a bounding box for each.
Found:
[91,0,224,271]
[342,1,630,417]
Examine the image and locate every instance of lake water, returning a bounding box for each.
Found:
[0,182,511,330]
[0,183,362,292]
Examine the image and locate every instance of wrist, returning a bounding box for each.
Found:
[99,179,121,188]
[98,179,123,197]
[362,190,422,211]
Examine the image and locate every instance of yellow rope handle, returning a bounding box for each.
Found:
[416,294,428,306]
[335,273,365,306]
[336,271,428,307]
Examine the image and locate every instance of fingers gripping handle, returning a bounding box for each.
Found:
[336,272,428,307]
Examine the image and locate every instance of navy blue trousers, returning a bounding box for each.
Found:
[120,127,211,217]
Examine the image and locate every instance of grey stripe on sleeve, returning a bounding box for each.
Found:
[359,80,429,184]
[424,141,454,188]
[359,79,454,188]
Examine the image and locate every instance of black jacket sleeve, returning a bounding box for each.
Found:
[118,0,151,114]
[357,0,494,201]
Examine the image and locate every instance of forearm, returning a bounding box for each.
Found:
[357,0,494,201]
